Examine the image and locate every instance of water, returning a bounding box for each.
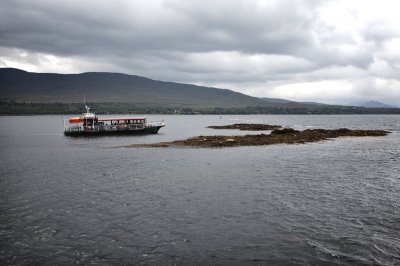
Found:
[1,115,399,265]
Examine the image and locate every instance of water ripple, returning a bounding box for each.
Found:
[1,115,400,265]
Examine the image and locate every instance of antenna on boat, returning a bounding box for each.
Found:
[84,96,90,114]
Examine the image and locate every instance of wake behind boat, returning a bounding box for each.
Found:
[64,105,165,136]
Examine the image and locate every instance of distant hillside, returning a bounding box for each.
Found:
[360,101,396,108]
[0,68,281,108]
[260,97,293,104]
[1,68,400,114]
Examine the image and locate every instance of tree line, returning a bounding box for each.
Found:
[1,101,400,115]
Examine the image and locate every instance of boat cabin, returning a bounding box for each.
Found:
[63,104,165,135]
[98,118,147,125]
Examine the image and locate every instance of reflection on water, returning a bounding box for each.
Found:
[0,115,400,265]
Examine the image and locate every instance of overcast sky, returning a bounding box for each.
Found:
[1,0,400,105]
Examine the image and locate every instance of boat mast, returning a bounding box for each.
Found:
[84,97,90,115]
[85,104,90,115]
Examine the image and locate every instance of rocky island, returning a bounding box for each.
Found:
[208,123,282,130]
[127,125,389,148]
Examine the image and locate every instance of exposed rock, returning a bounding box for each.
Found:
[127,128,389,148]
[270,128,299,135]
[208,123,282,131]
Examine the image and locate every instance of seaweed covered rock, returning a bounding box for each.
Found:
[128,127,389,148]
[270,128,300,135]
[208,123,282,131]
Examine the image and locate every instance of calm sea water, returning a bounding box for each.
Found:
[1,115,399,265]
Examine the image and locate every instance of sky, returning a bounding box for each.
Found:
[1,0,400,105]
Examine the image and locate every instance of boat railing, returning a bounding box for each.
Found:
[64,125,83,132]
[146,121,166,127]
[64,125,101,132]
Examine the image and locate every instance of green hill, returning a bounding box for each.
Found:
[1,68,399,114]
[0,68,272,108]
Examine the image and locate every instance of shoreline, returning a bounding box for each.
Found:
[126,126,390,148]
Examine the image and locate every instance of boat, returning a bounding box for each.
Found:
[64,105,165,136]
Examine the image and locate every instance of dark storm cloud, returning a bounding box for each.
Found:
[0,0,326,61]
[0,0,130,56]
[1,0,400,104]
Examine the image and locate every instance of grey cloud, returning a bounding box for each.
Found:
[362,22,398,46]
[1,0,399,104]
[352,78,380,96]
[1,0,372,69]
[0,0,320,56]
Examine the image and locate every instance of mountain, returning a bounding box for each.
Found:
[1,68,399,115]
[260,97,293,104]
[0,68,280,108]
[359,101,397,108]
